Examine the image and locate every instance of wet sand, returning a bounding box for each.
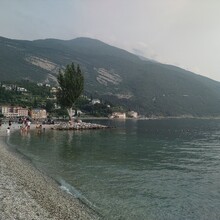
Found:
[0,124,100,220]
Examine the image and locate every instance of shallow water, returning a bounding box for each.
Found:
[8,119,220,219]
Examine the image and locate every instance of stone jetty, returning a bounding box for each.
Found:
[53,121,109,130]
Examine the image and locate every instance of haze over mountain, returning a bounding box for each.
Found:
[1,36,220,117]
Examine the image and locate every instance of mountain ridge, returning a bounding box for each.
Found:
[1,36,220,116]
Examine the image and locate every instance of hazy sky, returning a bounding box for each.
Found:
[1,0,220,81]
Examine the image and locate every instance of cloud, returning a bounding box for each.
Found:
[132,48,145,56]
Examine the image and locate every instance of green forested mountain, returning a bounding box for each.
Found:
[1,36,220,116]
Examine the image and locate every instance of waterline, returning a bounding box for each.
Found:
[8,119,220,219]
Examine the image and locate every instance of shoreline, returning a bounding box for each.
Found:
[0,124,100,220]
[82,116,220,120]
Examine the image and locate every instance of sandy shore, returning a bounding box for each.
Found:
[0,124,100,220]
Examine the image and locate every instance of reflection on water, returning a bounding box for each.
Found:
[8,119,220,220]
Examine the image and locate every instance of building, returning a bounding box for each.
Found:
[1,84,27,92]
[127,111,138,118]
[50,87,58,94]
[0,106,29,117]
[2,84,13,91]
[91,99,101,105]
[17,87,27,92]
[110,112,126,119]
[31,109,47,119]
[17,108,29,117]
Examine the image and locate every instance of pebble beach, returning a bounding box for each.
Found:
[0,123,100,220]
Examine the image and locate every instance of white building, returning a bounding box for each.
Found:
[91,99,101,105]
[50,87,58,94]
[2,84,13,91]
[110,112,126,119]
[127,111,138,118]
[17,87,27,92]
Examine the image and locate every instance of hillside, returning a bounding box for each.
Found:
[1,36,220,116]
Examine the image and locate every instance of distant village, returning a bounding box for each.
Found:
[0,82,49,120]
[0,82,138,120]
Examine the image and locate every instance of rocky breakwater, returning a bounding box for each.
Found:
[53,121,110,131]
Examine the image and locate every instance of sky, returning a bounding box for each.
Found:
[1,0,220,81]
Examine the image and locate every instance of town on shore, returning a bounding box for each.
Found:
[0,81,139,124]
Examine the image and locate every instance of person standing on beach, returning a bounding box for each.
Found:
[7,127,10,134]
[27,120,31,131]
[36,124,42,134]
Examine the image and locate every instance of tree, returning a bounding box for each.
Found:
[56,63,84,120]
[45,100,55,113]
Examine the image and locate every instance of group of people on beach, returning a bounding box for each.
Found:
[20,118,31,133]
[0,118,46,135]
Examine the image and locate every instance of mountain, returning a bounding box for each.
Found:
[1,36,220,117]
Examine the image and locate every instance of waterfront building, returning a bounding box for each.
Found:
[110,112,126,119]
[31,109,47,119]
[127,111,138,118]
[0,106,29,117]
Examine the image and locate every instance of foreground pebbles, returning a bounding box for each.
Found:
[0,126,100,220]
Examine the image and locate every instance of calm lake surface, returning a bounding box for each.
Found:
[8,119,220,219]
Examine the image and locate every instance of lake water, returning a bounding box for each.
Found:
[8,119,220,219]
